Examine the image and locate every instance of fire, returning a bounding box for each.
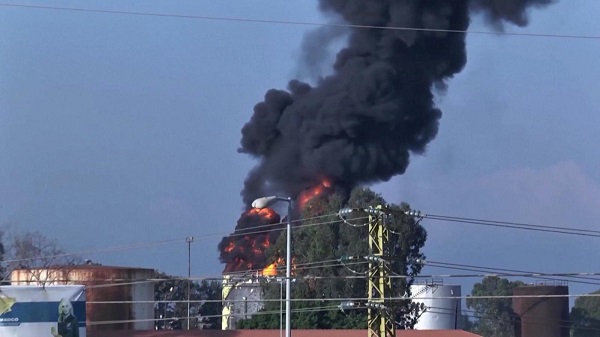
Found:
[297,178,333,210]
[246,207,278,221]
[220,207,282,274]
[261,257,284,276]
[221,179,334,274]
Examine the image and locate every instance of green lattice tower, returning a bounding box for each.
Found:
[367,205,395,337]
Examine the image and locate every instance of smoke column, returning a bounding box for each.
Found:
[238,0,556,206]
[220,0,557,272]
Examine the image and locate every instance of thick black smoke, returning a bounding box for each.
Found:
[239,0,556,204]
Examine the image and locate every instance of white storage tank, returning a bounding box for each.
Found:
[411,282,461,330]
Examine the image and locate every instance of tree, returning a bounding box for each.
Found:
[154,271,222,330]
[466,276,524,337]
[238,187,427,329]
[459,312,476,332]
[0,229,6,283]
[571,289,600,337]
[3,230,83,284]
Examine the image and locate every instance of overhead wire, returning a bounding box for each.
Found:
[423,212,600,238]
[424,260,600,286]
[5,206,597,277]
[420,305,598,333]
[85,302,600,333]
[0,211,362,266]
[88,305,342,325]
[2,2,598,330]
[1,3,600,40]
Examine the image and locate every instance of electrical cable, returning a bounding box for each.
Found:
[423,213,600,238]
[88,305,342,325]
[425,260,600,286]
[22,259,600,289]
[1,3,600,40]
[1,211,362,266]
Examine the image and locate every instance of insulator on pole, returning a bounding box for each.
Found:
[340,255,362,262]
[340,301,360,312]
[364,207,384,216]
[365,255,388,264]
[365,302,387,310]
[338,208,355,217]
[404,210,424,217]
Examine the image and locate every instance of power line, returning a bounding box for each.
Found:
[425,260,600,286]
[84,302,600,333]
[89,305,342,326]
[409,211,600,238]
[5,205,597,269]
[235,293,600,301]
[1,211,356,266]
[1,3,600,40]
[83,292,600,305]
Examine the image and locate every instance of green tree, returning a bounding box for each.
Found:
[466,276,524,337]
[154,272,222,330]
[459,312,476,332]
[238,187,427,329]
[571,289,600,337]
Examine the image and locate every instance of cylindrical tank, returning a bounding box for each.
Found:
[221,274,265,330]
[512,285,569,337]
[11,266,155,332]
[411,283,461,330]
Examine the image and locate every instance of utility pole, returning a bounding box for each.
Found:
[338,205,396,337]
[186,236,194,330]
[366,205,395,337]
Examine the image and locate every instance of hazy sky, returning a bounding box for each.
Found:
[2,0,600,302]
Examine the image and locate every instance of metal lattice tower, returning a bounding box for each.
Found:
[367,205,395,337]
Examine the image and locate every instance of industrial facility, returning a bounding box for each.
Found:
[512,283,570,337]
[411,281,462,330]
[221,273,265,330]
[10,265,155,334]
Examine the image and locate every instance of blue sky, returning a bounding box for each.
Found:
[2,0,600,302]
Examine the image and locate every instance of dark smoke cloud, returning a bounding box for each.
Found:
[296,25,347,81]
[218,210,282,273]
[470,0,557,27]
[238,0,557,206]
[224,0,558,273]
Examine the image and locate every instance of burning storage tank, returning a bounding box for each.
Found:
[221,274,265,330]
[11,265,154,333]
[411,281,461,330]
[512,283,569,337]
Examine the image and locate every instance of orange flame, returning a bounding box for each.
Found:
[247,207,278,221]
[297,178,333,210]
[261,257,285,276]
[223,179,332,274]
[261,261,278,276]
[223,206,282,273]
[224,242,235,253]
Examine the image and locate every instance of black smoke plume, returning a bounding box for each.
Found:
[238,0,556,205]
[221,0,557,272]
